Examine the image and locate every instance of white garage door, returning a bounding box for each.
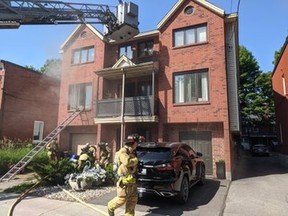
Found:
[71,133,97,155]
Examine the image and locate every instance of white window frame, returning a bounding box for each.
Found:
[174,69,209,104]
[33,121,44,143]
[138,40,154,57]
[72,47,95,64]
[119,45,133,59]
[68,83,92,110]
[173,24,207,47]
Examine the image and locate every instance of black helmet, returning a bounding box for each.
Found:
[127,134,139,142]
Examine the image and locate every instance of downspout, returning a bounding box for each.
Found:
[151,70,155,115]
[0,62,6,139]
[120,68,126,147]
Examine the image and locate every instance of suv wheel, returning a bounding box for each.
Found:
[176,176,189,204]
[198,165,205,186]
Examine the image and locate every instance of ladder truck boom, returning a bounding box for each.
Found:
[0,0,139,41]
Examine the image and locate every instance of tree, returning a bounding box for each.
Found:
[239,46,275,129]
[24,58,62,79]
[40,58,62,79]
[239,46,261,126]
[272,47,283,66]
[25,65,40,72]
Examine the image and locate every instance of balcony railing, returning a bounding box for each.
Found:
[96,96,154,117]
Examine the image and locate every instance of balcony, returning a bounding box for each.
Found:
[95,96,158,124]
[95,60,159,124]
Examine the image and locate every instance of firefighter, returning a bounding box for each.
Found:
[107,135,139,216]
[98,141,111,168]
[46,139,58,161]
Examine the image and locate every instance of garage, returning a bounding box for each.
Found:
[71,133,97,155]
[179,131,213,175]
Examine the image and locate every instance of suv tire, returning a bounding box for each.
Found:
[198,164,205,186]
[176,176,189,204]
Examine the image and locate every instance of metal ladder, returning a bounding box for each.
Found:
[0,108,83,182]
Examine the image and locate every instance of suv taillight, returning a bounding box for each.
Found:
[155,161,179,171]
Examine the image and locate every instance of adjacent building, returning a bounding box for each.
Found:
[0,60,60,143]
[272,36,288,166]
[57,0,240,179]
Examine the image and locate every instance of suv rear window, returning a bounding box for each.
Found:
[136,148,171,160]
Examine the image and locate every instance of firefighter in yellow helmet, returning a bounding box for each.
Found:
[107,135,139,216]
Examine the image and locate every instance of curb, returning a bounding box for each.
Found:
[219,179,231,216]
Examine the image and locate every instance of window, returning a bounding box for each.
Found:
[138,40,153,57]
[72,47,94,64]
[282,74,287,95]
[174,70,209,103]
[68,83,92,110]
[173,25,207,47]
[119,45,133,59]
[138,81,152,96]
[33,121,44,142]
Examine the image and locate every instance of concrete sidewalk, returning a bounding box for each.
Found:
[0,175,230,216]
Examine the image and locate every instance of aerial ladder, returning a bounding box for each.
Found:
[0,1,139,181]
[0,0,139,41]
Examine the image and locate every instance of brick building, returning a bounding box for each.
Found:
[0,60,60,143]
[272,36,288,166]
[58,0,240,179]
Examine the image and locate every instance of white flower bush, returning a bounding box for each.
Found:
[66,164,107,190]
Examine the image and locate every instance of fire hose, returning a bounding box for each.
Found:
[7,181,108,216]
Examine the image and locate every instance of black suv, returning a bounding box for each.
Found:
[136,142,205,203]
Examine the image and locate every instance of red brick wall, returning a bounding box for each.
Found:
[58,26,106,126]
[0,61,60,141]
[272,40,288,154]
[157,1,231,172]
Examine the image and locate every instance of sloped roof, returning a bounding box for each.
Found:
[157,0,225,30]
[59,24,106,53]
[112,55,136,69]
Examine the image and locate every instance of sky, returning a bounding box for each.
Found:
[0,0,288,72]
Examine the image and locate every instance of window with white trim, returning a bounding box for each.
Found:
[68,83,92,110]
[72,47,94,64]
[33,121,44,142]
[174,69,209,103]
[138,40,153,57]
[173,25,207,47]
[119,45,133,59]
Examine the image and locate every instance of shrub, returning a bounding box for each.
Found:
[0,137,32,149]
[29,158,76,186]
[104,163,116,185]
[0,145,49,176]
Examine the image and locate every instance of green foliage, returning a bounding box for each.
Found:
[0,145,32,175]
[104,163,115,185]
[272,47,283,66]
[3,182,36,194]
[24,65,41,72]
[239,46,275,128]
[0,137,33,149]
[30,158,76,186]
[40,58,62,79]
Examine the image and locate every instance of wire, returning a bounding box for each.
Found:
[237,0,241,14]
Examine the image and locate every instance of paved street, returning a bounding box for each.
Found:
[223,152,288,216]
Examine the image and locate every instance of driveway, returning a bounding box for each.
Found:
[223,152,288,216]
[90,178,229,216]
